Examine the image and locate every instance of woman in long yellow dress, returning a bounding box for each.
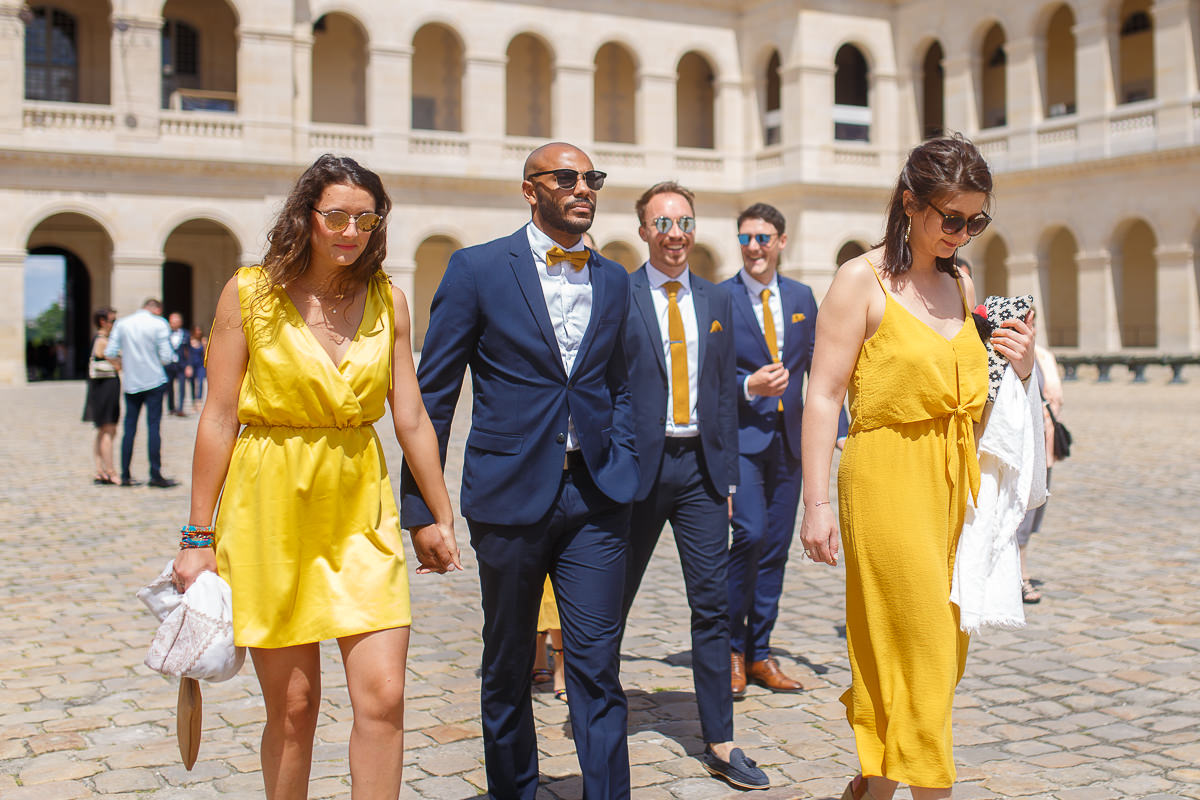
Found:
[799,136,1035,800]
[172,155,460,799]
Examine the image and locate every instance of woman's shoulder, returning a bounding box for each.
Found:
[833,248,886,291]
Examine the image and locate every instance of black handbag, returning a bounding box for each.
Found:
[1045,403,1072,459]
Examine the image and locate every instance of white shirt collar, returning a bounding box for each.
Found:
[739,268,779,295]
[645,261,692,292]
[526,221,587,262]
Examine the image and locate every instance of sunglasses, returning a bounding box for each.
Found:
[927,201,991,237]
[525,169,607,191]
[313,208,383,233]
[737,233,775,246]
[650,215,696,235]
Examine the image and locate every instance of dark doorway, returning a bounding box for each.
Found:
[163,260,193,327]
[26,246,90,380]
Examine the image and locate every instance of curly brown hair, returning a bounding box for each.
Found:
[259,154,392,298]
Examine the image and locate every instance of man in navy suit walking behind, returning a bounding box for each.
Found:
[724,203,846,697]
[400,143,639,799]
[621,182,769,791]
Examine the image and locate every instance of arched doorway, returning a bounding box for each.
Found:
[982,236,1009,298]
[594,42,636,144]
[836,240,868,267]
[601,240,641,273]
[1043,227,1079,347]
[312,12,368,125]
[980,23,1007,128]
[762,49,782,146]
[1043,5,1076,117]
[834,44,870,141]
[506,34,553,137]
[690,244,719,282]
[413,235,462,351]
[161,0,238,111]
[921,41,945,139]
[24,2,112,104]
[1117,0,1154,104]
[412,23,464,131]
[1113,220,1157,347]
[162,219,242,330]
[676,52,715,149]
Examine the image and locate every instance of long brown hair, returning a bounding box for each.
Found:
[878,134,992,277]
[259,154,392,298]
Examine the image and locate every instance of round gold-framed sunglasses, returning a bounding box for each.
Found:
[312,207,383,233]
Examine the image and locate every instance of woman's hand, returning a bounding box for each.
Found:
[799,502,840,566]
[991,317,1036,379]
[172,547,217,592]
[410,521,462,574]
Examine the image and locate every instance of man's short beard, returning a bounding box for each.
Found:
[537,190,594,235]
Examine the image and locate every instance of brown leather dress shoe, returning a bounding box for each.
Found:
[747,657,803,692]
[730,652,747,699]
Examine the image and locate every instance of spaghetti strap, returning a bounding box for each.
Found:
[863,256,888,292]
[955,274,970,316]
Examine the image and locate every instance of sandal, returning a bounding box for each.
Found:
[840,775,875,800]
[1021,578,1042,604]
[551,647,567,702]
[554,688,568,703]
[531,668,553,685]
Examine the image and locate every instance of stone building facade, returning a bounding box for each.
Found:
[2,0,1198,382]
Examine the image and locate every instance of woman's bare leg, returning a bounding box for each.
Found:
[251,644,322,800]
[338,627,410,800]
[98,423,116,478]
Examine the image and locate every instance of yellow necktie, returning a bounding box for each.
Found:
[760,288,784,412]
[664,281,690,425]
[547,246,589,271]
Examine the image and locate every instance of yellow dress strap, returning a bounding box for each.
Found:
[376,270,397,391]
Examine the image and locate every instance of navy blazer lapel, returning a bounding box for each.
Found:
[731,276,772,362]
[574,249,606,369]
[691,277,709,372]
[631,267,667,376]
[508,231,565,376]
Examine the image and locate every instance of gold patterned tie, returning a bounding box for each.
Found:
[664,281,690,425]
[546,246,589,271]
[761,288,784,412]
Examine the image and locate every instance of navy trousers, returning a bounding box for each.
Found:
[120,384,166,482]
[622,437,733,744]
[727,432,803,662]
[469,462,631,800]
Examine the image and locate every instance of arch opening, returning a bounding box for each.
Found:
[981,236,1009,299]
[763,50,782,146]
[312,12,368,125]
[600,240,640,273]
[921,41,945,139]
[836,240,868,267]
[413,235,462,350]
[161,0,238,111]
[506,34,553,138]
[676,52,715,149]
[834,44,870,142]
[1117,0,1154,104]
[24,2,112,104]
[412,24,464,132]
[1043,5,1077,117]
[593,43,636,144]
[690,244,719,282]
[162,219,241,332]
[1113,220,1157,347]
[1043,228,1079,347]
[980,23,1007,128]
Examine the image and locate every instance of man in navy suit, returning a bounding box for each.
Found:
[400,143,639,800]
[724,203,847,697]
[621,182,769,791]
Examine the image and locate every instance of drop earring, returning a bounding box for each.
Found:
[904,217,911,244]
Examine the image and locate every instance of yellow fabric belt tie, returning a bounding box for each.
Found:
[946,405,981,505]
[547,246,589,270]
[664,280,690,425]
[760,288,784,413]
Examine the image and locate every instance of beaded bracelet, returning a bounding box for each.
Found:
[180,524,215,550]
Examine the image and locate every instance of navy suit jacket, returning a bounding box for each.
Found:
[400,228,639,528]
[625,266,739,502]
[725,273,845,461]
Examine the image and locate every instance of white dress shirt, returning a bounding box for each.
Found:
[526,222,592,450]
[104,308,173,394]
[644,262,700,437]
[739,269,785,401]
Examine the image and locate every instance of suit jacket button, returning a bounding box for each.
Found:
[556,433,566,444]
[658,416,665,425]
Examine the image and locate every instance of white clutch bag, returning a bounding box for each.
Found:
[137,561,245,682]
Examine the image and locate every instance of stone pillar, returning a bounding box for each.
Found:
[553,62,594,145]
[795,62,833,174]
[1005,37,1040,169]
[383,260,416,350]
[0,5,23,133]
[870,68,900,157]
[0,248,25,384]
[292,27,312,156]
[465,55,506,163]
[941,54,976,135]
[111,254,166,323]
[238,26,296,155]
[1076,250,1121,352]
[638,71,676,155]
[369,44,412,134]
[1154,244,1200,350]
[111,15,163,141]
[1073,14,1114,161]
[1151,0,1196,147]
[715,77,744,156]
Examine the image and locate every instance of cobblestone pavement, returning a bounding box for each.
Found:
[1,365,1198,800]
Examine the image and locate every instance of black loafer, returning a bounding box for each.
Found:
[701,746,769,790]
[148,477,179,488]
[120,478,142,487]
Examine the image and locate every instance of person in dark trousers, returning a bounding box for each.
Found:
[400,142,638,800]
[621,181,769,791]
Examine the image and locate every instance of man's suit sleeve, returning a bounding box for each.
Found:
[718,288,739,491]
[605,274,638,479]
[399,249,480,528]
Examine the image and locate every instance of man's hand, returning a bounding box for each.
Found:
[409,522,463,574]
[747,362,789,397]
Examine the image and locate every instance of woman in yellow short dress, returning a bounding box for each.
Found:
[172,155,460,800]
[799,137,1035,800]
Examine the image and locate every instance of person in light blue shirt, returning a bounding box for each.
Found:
[104,298,178,487]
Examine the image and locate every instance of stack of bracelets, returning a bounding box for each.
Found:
[180,524,215,549]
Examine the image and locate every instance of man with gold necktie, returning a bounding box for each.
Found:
[620,182,769,791]
[723,203,848,699]
[401,143,638,800]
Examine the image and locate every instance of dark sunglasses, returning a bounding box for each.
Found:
[737,233,775,246]
[312,208,383,232]
[650,215,696,235]
[525,169,607,191]
[927,200,991,237]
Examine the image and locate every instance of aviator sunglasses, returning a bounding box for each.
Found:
[927,200,991,237]
[650,215,696,235]
[313,208,383,232]
[525,169,608,191]
[737,232,775,246]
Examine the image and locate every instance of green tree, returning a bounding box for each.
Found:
[26,301,65,345]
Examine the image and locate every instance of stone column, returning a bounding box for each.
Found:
[869,68,900,158]
[794,61,833,174]
[110,253,166,323]
[714,77,744,156]
[1075,250,1120,352]
[1073,14,1114,161]
[1154,244,1200,350]
[0,248,25,384]
[1005,37,1040,169]
[0,5,23,133]
[637,71,676,155]
[238,26,295,156]
[111,15,163,141]
[553,62,594,145]
[1151,0,1196,147]
[369,44,412,135]
[465,54,507,163]
[292,27,312,156]
[941,54,976,135]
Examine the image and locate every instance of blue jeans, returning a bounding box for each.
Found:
[121,384,166,481]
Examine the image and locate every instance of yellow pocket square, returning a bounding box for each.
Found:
[710,320,723,333]
[791,312,806,323]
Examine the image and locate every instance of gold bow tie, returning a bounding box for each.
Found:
[547,246,589,271]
